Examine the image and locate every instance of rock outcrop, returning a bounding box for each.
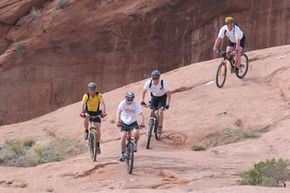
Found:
[0,0,290,125]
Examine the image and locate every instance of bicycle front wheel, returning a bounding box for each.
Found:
[88,130,98,161]
[216,62,227,88]
[125,142,134,174]
[146,119,154,149]
[236,53,249,79]
[154,117,161,140]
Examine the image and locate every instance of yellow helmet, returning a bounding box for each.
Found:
[225,16,234,24]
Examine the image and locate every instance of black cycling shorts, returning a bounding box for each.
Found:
[228,35,246,48]
[150,94,167,109]
[121,121,139,132]
[86,111,101,123]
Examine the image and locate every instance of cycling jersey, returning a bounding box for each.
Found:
[144,79,170,97]
[118,100,143,125]
[82,93,103,112]
[218,25,244,43]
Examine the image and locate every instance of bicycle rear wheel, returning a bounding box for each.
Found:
[216,62,227,88]
[146,119,154,149]
[125,142,134,174]
[236,53,249,79]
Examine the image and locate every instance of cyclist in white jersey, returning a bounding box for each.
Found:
[141,70,171,132]
[117,92,144,161]
[213,16,246,71]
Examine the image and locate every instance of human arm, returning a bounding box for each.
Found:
[139,112,145,126]
[80,94,88,117]
[141,89,147,105]
[100,99,106,115]
[116,108,122,127]
[166,91,171,108]
[213,37,222,52]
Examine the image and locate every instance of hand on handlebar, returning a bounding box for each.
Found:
[80,112,85,118]
[101,112,107,118]
[116,121,122,127]
[213,47,219,54]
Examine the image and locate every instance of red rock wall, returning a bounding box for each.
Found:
[0,0,290,125]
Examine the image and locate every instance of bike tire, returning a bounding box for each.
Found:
[235,53,249,79]
[154,116,161,140]
[216,62,227,88]
[146,119,154,149]
[92,131,98,161]
[88,132,94,160]
[125,142,134,174]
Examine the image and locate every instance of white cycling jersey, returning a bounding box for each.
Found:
[218,25,243,43]
[118,100,142,125]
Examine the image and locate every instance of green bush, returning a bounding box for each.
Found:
[201,128,267,148]
[0,137,84,167]
[58,0,70,9]
[240,158,290,187]
[191,144,206,151]
[15,41,26,53]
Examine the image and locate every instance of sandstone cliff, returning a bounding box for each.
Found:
[0,0,289,125]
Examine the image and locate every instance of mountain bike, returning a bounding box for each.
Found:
[117,123,136,174]
[84,113,101,162]
[142,103,165,149]
[216,50,249,88]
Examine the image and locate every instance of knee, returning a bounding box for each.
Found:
[121,134,126,140]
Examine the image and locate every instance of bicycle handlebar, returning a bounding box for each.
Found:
[116,122,145,129]
[141,102,166,111]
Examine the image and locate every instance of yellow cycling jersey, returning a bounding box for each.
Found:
[82,93,103,112]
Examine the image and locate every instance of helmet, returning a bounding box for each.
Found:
[225,16,234,24]
[88,82,97,90]
[151,70,160,79]
[125,92,135,101]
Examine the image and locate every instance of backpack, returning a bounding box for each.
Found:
[85,92,101,112]
[149,79,164,89]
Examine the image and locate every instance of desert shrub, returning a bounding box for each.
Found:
[0,137,84,167]
[191,144,206,151]
[31,7,41,21]
[240,158,290,187]
[201,128,267,148]
[58,0,70,9]
[15,41,26,53]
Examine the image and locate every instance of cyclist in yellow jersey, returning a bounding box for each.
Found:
[80,82,106,154]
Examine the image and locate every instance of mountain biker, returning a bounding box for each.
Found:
[141,70,171,133]
[213,16,246,71]
[80,82,106,154]
[116,92,145,161]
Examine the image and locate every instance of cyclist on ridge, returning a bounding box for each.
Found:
[116,92,145,161]
[213,16,246,71]
[80,82,106,154]
[141,70,171,133]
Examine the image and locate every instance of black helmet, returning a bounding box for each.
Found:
[151,70,160,79]
[125,91,135,101]
[88,82,97,90]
